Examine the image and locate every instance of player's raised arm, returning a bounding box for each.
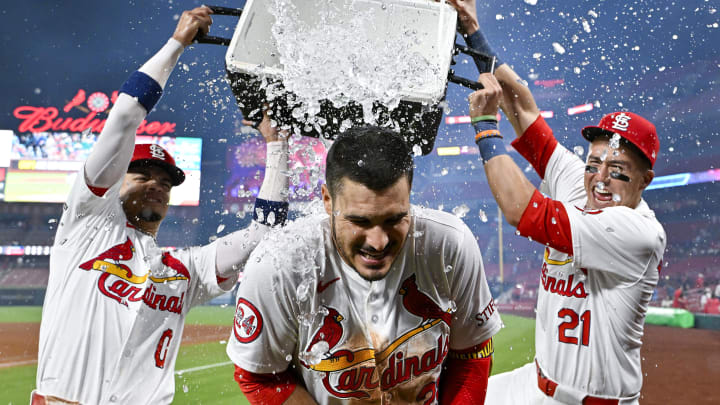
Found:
[445,0,540,137]
[83,7,212,194]
[213,109,290,286]
[469,74,537,227]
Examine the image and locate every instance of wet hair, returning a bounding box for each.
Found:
[325,126,414,197]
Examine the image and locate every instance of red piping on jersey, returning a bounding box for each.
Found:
[234,365,297,404]
[517,190,573,255]
[511,115,559,179]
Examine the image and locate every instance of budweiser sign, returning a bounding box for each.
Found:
[12,89,176,136]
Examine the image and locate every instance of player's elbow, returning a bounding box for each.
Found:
[500,204,523,228]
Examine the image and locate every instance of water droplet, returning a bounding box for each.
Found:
[551,217,557,224]
[573,145,584,156]
[357,160,364,167]
[612,194,621,202]
[478,210,488,222]
[216,224,225,234]
[296,279,312,302]
[444,265,453,273]
[452,204,470,218]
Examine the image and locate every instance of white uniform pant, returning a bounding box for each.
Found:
[485,362,640,405]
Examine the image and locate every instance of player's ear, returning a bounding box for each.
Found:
[639,169,654,190]
[321,184,333,215]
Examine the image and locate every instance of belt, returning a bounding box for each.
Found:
[536,362,619,405]
[31,391,81,405]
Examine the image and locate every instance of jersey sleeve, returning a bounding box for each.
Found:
[512,116,586,202]
[54,165,124,247]
[447,223,502,350]
[564,205,666,281]
[226,246,299,374]
[164,243,229,308]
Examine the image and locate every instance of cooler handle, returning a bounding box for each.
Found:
[447,43,498,91]
[193,5,243,46]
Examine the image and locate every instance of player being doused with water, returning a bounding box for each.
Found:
[227,127,502,404]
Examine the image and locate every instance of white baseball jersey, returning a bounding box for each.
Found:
[499,117,666,403]
[227,206,501,403]
[36,171,227,404]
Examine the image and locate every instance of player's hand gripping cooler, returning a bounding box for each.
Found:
[195,0,494,155]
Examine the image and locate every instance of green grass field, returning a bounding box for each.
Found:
[0,306,535,404]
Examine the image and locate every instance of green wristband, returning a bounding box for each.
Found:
[471,115,498,124]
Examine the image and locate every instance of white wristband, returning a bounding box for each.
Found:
[258,141,289,202]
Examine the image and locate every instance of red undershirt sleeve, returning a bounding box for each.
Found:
[234,365,297,405]
[86,184,109,197]
[439,338,493,405]
[510,115,559,179]
[517,190,573,255]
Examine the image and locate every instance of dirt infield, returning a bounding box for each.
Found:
[2,322,719,403]
[640,325,720,404]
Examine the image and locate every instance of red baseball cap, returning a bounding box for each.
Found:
[129,144,185,186]
[581,112,659,168]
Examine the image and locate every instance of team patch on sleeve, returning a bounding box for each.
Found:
[234,298,263,343]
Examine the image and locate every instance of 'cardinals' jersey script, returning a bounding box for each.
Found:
[515,117,666,401]
[227,207,501,404]
[36,170,227,404]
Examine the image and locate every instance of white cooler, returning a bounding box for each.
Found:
[201,1,483,155]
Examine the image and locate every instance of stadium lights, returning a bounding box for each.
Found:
[567,103,594,115]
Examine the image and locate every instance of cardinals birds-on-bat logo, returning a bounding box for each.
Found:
[306,306,345,357]
[399,274,453,326]
[78,237,146,283]
[234,298,264,343]
[79,237,191,284]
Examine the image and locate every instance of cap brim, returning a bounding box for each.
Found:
[129,159,185,186]
[581,126,616,142]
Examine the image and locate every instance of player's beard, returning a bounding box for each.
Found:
[139,207,163,222]
[329,213,351,268]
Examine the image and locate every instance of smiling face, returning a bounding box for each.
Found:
[322,176,411,282]
[119,164,172,234]
[584,138,654,210]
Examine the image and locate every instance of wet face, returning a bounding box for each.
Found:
[322,177,411,282]
[583,138,654,210]
[119,165,172,228]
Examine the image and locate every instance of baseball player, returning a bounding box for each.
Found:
[447,1,666,403]
[32,7,290,404]
[226,127,502,404]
